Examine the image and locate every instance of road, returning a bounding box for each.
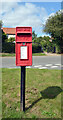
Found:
[0,56,62,69]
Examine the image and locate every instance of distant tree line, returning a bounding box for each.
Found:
[0,29,57,53]
[32,31,56,53]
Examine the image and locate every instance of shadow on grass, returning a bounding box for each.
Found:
[40,86,62,99]
[25,86,63,111]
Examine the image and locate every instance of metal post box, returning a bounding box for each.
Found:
[15,27,32,66]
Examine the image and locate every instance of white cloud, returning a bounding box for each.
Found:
[40,34,51,37]
[1,0,21,2]
[1,2,49,35]
[49,12,55,17]
[1,2,19,14]
[1,0,62,2]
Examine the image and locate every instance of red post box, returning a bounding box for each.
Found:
[15,27,32,66]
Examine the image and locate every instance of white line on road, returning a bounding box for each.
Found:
[34,65,39,68]
[51,66,58,68]
[39,67,47,69]
[45,64,52,66]
[38,65,42,67]
[26,66,31,68]
[55,64,61,66]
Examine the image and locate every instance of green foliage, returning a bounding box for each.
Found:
[0,20,2,53]
[32,52,46,56]
[0,20,2,28]
[2,42,15,53]
[7,37,15,42]
[2,31,15,53]
[40,36,50,51]
[43,10,63,53]
[32,31,37,40]
[36,37,43,44]
[0,20,7,44]
[32,34,56,53]
[2,30,8,43]
[32,43,41,53]
[43,11,62,38]
[36,36,55,53]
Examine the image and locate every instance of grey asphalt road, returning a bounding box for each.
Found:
[0,56,62,69]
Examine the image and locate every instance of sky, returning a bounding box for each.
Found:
[0,1,61,37]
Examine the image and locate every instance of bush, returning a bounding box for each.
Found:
[56,45,61,54]
[7,37,15,42]
[2,42,56,54]
[32,43,41,53]
[2,42,41,53]
[47,45,56,53]
[2,42,15,53]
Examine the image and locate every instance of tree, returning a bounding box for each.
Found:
[43,10,63,53]
[0,20,7,43]
[0,20,2,28]
[40,36,54,52]
[6,37,15,42]
[32,31,37,42]
[0,20,2,52]
[2,30,8,43]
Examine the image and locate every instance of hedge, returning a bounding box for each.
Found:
[2,42,41,53]
[2,42,15,53]
[32,43,41,53]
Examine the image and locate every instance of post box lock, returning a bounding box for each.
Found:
[15,27,32,66]
[23,42,25,45]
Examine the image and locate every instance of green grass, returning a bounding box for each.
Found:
[0,52,46,57]
[0,53,15,57]
[32,52,46,56]
[0,53,62,57]
[2,68,62,119]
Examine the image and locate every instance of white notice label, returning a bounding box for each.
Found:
[20,46,27,59]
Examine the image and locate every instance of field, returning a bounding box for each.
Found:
[2,68,62,119]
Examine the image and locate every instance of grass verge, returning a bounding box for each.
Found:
[0,52,46,57]
[32,52,46,56]
[0,53,15,57]
[2,68,62,119]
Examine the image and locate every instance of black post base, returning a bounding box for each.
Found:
[20,66,26,111]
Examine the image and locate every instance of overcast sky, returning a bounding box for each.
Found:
[0,1,61,37]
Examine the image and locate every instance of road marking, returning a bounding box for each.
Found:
[34,65,39,68]
[51,66,58,68]
[39,67,47,69]
[45,64,52,66]
[55,64,61,66]
[5,64,60,69]
[26,66,31,68]
[38,65,42,67]
[34,65,42,68]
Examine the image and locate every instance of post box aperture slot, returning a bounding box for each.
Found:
[16,32,32,42]
[17,33,31,36]
[20,46,28,60]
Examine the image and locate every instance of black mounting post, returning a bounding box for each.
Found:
[20,66,26,111]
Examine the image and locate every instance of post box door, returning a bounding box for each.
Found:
[16,42,32,66]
